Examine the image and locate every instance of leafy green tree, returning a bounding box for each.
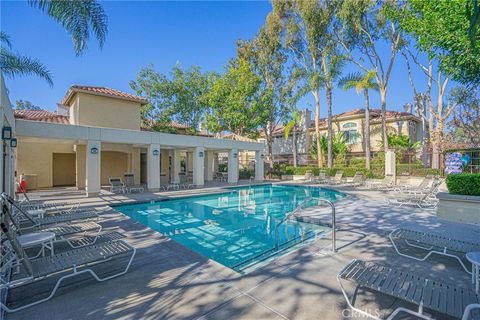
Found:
[273,0,336,167]
[130,65,175,132]
[338,70,378,169]
[237,13,290,169]
[388,0,480,86]
[337,0,403,153]
[1,0,107,86]
[205,58,262,137]
[450,86,480,147]
[170,64,210,134]
[15,100,41,110]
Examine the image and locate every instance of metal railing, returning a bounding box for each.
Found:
[274,197,336,252]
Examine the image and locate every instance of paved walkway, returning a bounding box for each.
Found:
[5,182,479,320]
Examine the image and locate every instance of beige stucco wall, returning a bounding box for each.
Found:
[307,118,420,154]
[101,151,128,185]
[17,140,75,188]
[70,93,142,131]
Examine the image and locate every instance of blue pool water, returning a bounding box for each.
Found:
[115,184,345,272]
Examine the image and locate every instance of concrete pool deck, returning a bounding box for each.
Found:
[4,182,480,320]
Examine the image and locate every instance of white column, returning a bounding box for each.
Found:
[385,149,396,185]
[193,147,205,186]
[147,144,161,191]
[172,149,181,184]
[228,149,239,184]
[255,151,264,181]
[86,140,101,197]
[205,151,215,181]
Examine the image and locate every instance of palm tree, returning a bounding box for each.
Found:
[338,70,378,170]
[1,0,108,85]
[284,109,301,167]
[1,32,53,86]
[321,47,345,169]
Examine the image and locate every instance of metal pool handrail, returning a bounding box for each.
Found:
[274,197,336,253]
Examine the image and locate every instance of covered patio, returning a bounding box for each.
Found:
[15,119,265,196]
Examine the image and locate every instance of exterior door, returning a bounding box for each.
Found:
[52,153,76,186]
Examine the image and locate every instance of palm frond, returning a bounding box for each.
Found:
[28,0,108,56]
[337,72,362,90]
[284,119,295,139]
[0,32,12,48]
[1,48,53,86]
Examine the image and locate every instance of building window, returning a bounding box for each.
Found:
[342,122,359,144]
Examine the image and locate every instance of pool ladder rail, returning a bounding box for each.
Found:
[274,197,336,253]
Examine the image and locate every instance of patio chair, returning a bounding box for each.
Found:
[2,193,98,229]
[312,170,327,184]
[327,171,344,185]
[344,172,365,187]
[337,259,480,320]
[123,173,144,193]
[109,177,125,193]
[366,174,394,190]
[394,174,434,194]
[0,219,136,313]
[385,180,440,208]
[389,227,480,273]
[214,172,226,182]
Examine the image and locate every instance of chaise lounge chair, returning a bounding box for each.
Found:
[389,228,480,273]
[0,217,136,313]
[344,172,366,187]
[123,173,144,193]
[338,259,480,320]
[109,177,125,193]
[2,193,98,229]
[366,174,395,190]
[394,174,434,194]
[385,180,441,208]
[327,171,344,185]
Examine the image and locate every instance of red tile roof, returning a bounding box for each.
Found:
[62,85,149,105]
[14,110,69,124]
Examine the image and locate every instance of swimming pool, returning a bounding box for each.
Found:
[115,184,345,272]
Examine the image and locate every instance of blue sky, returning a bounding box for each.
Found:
[1,0,453,117]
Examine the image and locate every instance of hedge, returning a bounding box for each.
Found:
[283,166,380,178]
[446,173,480,196]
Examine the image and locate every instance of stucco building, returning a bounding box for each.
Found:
[13,85,264,195]
[259,108,425,164]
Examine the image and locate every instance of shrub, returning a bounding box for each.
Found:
[283,166,381,179]
[239,168,254,179]
[446,173,480,196]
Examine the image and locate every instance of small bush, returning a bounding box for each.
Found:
[446,173,480,196]
[239,168,254,179]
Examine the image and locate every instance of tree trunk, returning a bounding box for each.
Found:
[364,89,371,170]
[292,126,298,168]
[326,85,333,168]
[380,87,388,153]
[267,136,274,178]
[313,89,323,167]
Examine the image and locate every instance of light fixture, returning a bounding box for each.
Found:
[10,138,17,148]
[2,127,12,140]
[233,153,238,159]
[90,147,99,154]
[198,151,204,158]
[261,154,265,159]
[152,149,160,156]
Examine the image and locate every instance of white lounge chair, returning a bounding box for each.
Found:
[0,218,136,313]
[344,172,365,187]
[385,180,440,208]
[312,170,327,184]
[338,259,480,320]
[389,227,480,273]
[327,171,344,185]
[366,174,395,190]
[109,177,125,193]
[123,173,144,193]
